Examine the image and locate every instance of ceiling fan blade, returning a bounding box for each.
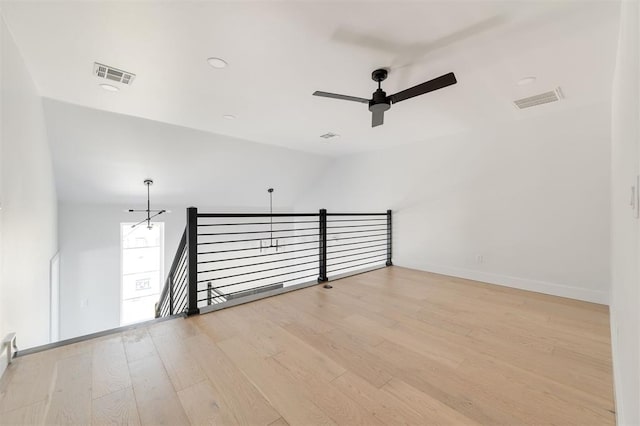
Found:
[313,91,369,104]
[372,109,384,127]
[390,72,457,104]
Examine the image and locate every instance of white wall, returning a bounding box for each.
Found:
[610,2,640,424]
[0,17,58,350]
[297,101,611,304]
[58,203,190,339]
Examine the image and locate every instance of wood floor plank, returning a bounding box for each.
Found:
[92,387,141,426]
[147,317,199,340]
[456,355,615,424]
[218,336,336,425]
[251,296,336,335]
[122,328,157,363]
[44,353,93,425]
[268,417,290,426]
[0,400,47,425]
[283,322,393,389]
[370,339,528,424]
[0,354,55,413]
[342,313,466,369]
[382,377,479,425]
[190,312,240,343]
[270,349,384,425]
[151,331,206,391]
[176,380,238,426]
[272,344,346,385]
[128,355,190,426]
[183,333,281,425]
[92,336,132,399]
[330,372,426,425]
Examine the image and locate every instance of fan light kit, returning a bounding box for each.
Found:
[128,179,167,230]
[207,57,228,69]
[99,83,119,92]
[313,68,457,127]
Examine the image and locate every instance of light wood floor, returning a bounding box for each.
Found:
[0,266,615,425]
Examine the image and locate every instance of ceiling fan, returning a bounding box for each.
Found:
[313,68,457,127]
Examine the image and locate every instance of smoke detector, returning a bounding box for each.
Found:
[514,87,564,109]
[93,62,136,86]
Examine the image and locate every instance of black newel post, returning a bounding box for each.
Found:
[386,209,393,266]
[318,209,331,288]
[186,206,200,315]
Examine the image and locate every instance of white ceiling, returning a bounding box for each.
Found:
[0,1,621,156]
[43,99,332,206]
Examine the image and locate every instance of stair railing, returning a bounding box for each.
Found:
[155,228,187,317]
[156,207,392,318]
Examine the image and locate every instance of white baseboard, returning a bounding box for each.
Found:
[608,313,624,426]
[0,350,8,380]
[398,261,609,305]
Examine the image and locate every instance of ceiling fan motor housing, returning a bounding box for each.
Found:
[369,88,391,112]
[371,68,388,82]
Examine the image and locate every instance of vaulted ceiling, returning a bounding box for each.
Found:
[42,99,332,205]
[1,1,621,156]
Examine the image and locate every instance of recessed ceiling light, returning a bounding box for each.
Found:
[223,114,236,120]
[207,57,228,69]
[517,76,536,86]
[99,83,119,92]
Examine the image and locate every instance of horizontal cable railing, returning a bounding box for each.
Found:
[326,213,391,278]
[156,208,392,317]
[196,214,319,309]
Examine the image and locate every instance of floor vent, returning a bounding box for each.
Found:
[93,62,136,85]
[514,87,563,109]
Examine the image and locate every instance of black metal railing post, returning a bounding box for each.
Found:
[186,206,200,315]
[169,276,174,315]
[207,282,213,306]
[318,209,331,288]
[386,209,393,266]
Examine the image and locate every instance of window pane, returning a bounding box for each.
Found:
[121,295,159,325]
[121,222,164,326]
[122,271,160,300]
[122,246,161,275]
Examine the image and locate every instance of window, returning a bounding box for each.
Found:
[120,222,164,326]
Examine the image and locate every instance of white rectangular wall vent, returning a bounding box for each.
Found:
[514,87,564,109]
[93,62,136,85]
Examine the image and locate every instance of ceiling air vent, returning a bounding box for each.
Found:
[93,62,136,85]
[320,132,339,139]
[513,87,564,109]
